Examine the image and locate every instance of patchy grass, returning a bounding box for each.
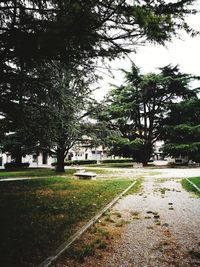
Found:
[0,168,76,179]
[131,211,140,220]
[55,208,130,266]
[62,225,112,264]
[85,163,135,168]
[159,187,171,195]
[125,179,143,195]
[0,177,133,267]
[182,177,200,197]
[86,162,155,168]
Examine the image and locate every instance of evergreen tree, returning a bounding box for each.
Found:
[0,0,198,169]
[161,97,200,162]
[26,61,95,172]
[103,65,198,165]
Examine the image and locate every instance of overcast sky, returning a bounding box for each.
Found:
[93,2,200,101]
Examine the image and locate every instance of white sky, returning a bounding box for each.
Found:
[93,2,200,101]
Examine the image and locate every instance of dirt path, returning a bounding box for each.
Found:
[97,177,200,267]
[91,167,200,180]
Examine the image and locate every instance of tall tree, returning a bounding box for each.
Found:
[103,65,198,165]
[26,61,95,172]
[0,0,198,168]
[161,97,200,162]
[1,0,198,121]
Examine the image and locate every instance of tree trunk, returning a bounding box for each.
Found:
[56,149,65,173]
[15,153,22,164]
[142,143,152,167]
[142,161,148,167]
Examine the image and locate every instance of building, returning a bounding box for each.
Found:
[0,150,54,167]
[0,144,108,168]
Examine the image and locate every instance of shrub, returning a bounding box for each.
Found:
[4,162,30,169]
[100,159,133,164]
[51,159,97,166]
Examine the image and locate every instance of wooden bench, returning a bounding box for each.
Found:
[74,172,97,179]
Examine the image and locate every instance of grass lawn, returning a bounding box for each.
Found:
[0,167,76,179]
[0,177,135,267]
[182,177,200,197]
[85,163,136,168]
[86,162,155,168]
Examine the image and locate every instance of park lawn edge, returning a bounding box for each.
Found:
[38,180,137,267]
[0,177,138,267]
[181,177,200,197]
[0,168,76,178]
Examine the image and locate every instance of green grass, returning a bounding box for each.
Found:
[125,179,143,195]
[0,177,134,267]
[85,163,135,168]
[0,168,76,178]
[182,177,200,197]
[86,162,155,168]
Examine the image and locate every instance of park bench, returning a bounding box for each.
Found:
[74,171,97,179]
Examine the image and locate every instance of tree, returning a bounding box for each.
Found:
[26,62,95,172]
[103,65,198,165]
[0,0,198,169]
[161,97,200,162]
[0,131,37,164]
[1,1,197,63]
[1,0,198,123]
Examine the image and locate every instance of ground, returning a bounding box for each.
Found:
[97,177,200,267]
[0,165,200,267]
[52,167,200,267]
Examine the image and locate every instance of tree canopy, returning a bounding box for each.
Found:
[0,0,199,169]
[1,0,198,63]
[161,97,200,162]
[101,65,199,165]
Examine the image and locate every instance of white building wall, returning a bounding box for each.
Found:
[0,152,10,166]
[69,146,107,161]
[0,145,109,168]
[0,151,53,167]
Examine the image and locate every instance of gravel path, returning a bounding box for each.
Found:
[100,177,200,267]
[91,167,200,180]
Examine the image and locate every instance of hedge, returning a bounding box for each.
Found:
[4,162,30,169]
[100,159,134,163]
[51,159,97,166]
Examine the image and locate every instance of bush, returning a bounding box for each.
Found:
[51,160,97,166]
[4,162,30,169]
[100,159,134,164]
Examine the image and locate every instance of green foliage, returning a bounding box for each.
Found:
[161,98,200,161]
[52,160,97,166]
[0,0,197,65]
[103,65,198,164]
[0,0,198,170]
[0,130,38,164]
[100,159,133,164]
[109,136,145,161]
[4,162,30,170]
